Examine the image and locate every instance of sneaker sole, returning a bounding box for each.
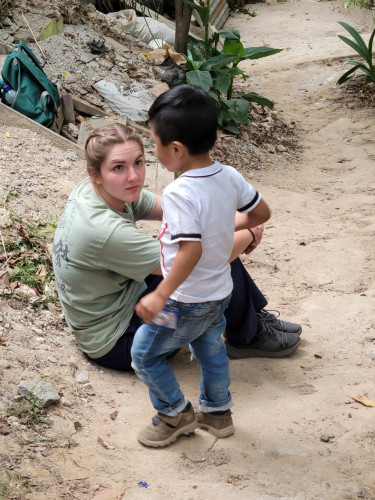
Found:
[137,420,197,448]
[225,339,300,359]
[197,422,234,438]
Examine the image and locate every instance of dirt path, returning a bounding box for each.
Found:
[1,1,375,499]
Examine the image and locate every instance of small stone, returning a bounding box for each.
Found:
[76,370,89,384]
[320,434,330,442]
[276,144,287,152]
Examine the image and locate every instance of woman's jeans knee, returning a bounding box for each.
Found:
[131,295,232,415]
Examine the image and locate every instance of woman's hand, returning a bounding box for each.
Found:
[135,291,167,324]
[244,224,264,254]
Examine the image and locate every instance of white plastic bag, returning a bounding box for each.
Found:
[94,80,155,122]
[107,9,175,46]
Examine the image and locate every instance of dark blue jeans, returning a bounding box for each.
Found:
[93,258,267,371]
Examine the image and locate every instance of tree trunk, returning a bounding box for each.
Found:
[174,0,193,55]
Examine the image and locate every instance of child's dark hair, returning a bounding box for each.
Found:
[148,84,218,155]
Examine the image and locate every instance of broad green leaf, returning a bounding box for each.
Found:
[212,71,231,94]
[218,28,241,40]
[207,89,220,102]
[39,17,64,41]
[185,0,210,26]
[224,98,250,123]
[201,54,237,70]
[223,122,240,134]
[221,67,244,78]
[241,46,282,60]
[223,39,244,64]
[185,58,202,70]
[186,70,212,91]
[237,91,274,109]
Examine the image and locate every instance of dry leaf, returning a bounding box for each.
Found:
[110,410,118,421]
[351,395,375,407]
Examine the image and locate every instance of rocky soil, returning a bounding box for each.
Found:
[1,0,375,499]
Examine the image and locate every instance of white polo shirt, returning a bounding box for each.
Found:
[160,161,261,303]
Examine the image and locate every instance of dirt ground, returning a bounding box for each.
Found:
[1,0,375,499]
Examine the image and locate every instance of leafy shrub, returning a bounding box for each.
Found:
[337,21,375,85]
[185,0,282,134]
[344,0,374,10]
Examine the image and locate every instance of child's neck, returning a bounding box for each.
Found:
[180,152,213,173]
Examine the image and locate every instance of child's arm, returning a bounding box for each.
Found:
[235,198,271,231]
[135,240,202,323]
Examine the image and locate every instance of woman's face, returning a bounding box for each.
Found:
[92,140,146,211]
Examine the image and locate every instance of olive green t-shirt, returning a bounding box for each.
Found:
[52,178,160,358]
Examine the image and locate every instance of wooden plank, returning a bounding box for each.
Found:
[61,94,76,124]
[71,95,107,117]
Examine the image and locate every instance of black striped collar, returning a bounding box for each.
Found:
[180,161,222,178]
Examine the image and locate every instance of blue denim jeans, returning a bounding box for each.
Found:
[131,295,232,416]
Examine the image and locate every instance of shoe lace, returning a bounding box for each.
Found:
[257,310,287,345]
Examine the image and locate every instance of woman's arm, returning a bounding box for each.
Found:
[144,194,163,221]
[229,225,264,262]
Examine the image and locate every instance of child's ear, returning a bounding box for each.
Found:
[171,141,185,158]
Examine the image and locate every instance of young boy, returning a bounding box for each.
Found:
[132,84,271,448]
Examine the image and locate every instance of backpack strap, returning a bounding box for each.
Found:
[40,90,53,112]
[16,41,44,72]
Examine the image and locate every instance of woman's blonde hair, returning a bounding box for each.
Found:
[85,123,144,176]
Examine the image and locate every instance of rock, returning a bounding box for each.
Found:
[18,380,60,408]
[320,434,330,442]
[264,143,276,154]
[76,370,89,384]
[276,144,287,152]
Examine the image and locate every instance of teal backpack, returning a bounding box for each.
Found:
[1,41,60,128]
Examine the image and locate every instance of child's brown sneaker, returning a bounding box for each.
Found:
[197,410,234,438]
[137,403,197,447]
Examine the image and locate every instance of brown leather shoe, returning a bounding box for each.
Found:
[137,404,197,447]
[197,410,234,438]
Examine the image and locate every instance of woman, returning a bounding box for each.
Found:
[52,123,301,371]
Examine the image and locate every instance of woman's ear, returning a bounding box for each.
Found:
[88,170,102,185]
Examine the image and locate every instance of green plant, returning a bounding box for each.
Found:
[6,398,52,432]
[337,21,375,84]
[0,212,57,305]
[344,0,374,11]
[184,0,282,133]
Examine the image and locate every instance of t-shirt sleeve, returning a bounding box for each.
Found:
[131,189,157,221]
[233,170,262,213]
[100,222,160,281]
[162,189,201,243]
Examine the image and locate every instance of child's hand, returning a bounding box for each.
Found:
[135,291,167,324]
